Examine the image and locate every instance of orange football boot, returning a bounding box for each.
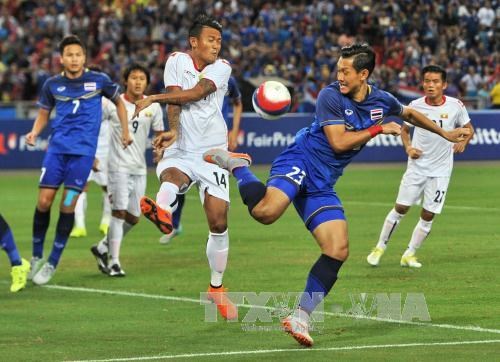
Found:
[206,285,238,320]
[140,196,173,234]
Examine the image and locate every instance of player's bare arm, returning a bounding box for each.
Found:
[134,78,217,118]
[324,122,401,153]
[152,87,181,154]
[26,108,50,146]
[453,122,474,153]
[401,106,470,143]
[401,124,422,159]
[113,96,133,148]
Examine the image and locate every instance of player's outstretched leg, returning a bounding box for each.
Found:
[140,196,173,234]
[203,149,252,172]
[367,208,405,266]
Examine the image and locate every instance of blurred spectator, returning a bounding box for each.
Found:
[490,73,500,109]
[0,0,497,110]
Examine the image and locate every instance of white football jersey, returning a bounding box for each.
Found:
[163,52,231,153]
[108,94,164,175]
[405,96,470,177]
[95,97,113,160]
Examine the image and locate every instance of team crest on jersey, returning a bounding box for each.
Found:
[345,109,353,116]
[440,113,448,119]
[145,111,152,117]
[57,86,66,92]
[84,82,97,91]
[370,108,383,120]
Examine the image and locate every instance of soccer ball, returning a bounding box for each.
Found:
[252,81,291,120]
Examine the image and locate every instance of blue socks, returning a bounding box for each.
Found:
[48,212,74,267]
[233,167,267,212]
[0,214,21,266]
[172,193,185,229]
[33,208,50,258]
[299,254,344,314]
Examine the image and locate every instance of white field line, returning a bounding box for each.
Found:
[66,339,500,362]
[44,285,500,335]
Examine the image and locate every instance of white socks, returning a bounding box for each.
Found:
[156,182,179,212]
[206,229,229,287]
[97,219,134,262]
[404,218,433,256]
[74,191,87,228]
[108,217,125,265]
[376,208,405,250]
[101,191,111,226]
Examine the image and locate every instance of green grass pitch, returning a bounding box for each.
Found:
[0,163,499,361]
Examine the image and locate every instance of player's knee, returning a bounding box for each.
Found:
[395,203,410,214]
[421,209,435,221]
[112,210,127,219]
[37,196,53,211]
[208,221,227,234]
[251,205,279,225]
[125,213,139,225]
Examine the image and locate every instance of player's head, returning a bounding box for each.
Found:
[421,65,447,99]
[188,13,222,65]
[59,35,86,76]
[123,63,150,98]
[337,43,376,96]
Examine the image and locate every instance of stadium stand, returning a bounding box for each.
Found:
[0,0,498,112]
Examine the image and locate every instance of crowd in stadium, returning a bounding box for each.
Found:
[0,0,498,109]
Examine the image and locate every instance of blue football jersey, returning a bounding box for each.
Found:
[221,76,242,128]
[295,81,403,182]
[37,70,120,156]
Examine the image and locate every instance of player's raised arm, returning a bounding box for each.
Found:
[324,122,402,153]
[401,106,470,143]
[112,96,133,148]
[26,108,51,146]
[133,78,216,119]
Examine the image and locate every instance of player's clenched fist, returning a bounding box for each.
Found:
[381,122,401,136]
[445,127,471,143]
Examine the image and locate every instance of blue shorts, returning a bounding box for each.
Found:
[267,144,345,232]
[39,153,94,191]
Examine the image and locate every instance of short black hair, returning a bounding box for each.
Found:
[123,63,150,85]
[422,65,447,82]
[188,13,222,38]
[340,43,376,77]
[59,35,86,54]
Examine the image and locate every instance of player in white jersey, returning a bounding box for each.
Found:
[133,14,242,320]
[70,96,114,238]
[367,65,474,268]
[90,63,164,276]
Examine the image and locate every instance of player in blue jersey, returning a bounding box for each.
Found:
[25,35,132,285]
[204,43,470,347]
[158,75,243,245]
[0,213,30,292]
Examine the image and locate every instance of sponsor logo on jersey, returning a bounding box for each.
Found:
[57,86,66,92]
[370,108,383,120]
[84,82,97,91]
[184,70,196,79]
[345,109,353,116]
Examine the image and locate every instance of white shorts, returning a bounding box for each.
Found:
[156,149,230,203]
[108,172,147,217]
[87,157,108,186]
[396,171,450,214]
